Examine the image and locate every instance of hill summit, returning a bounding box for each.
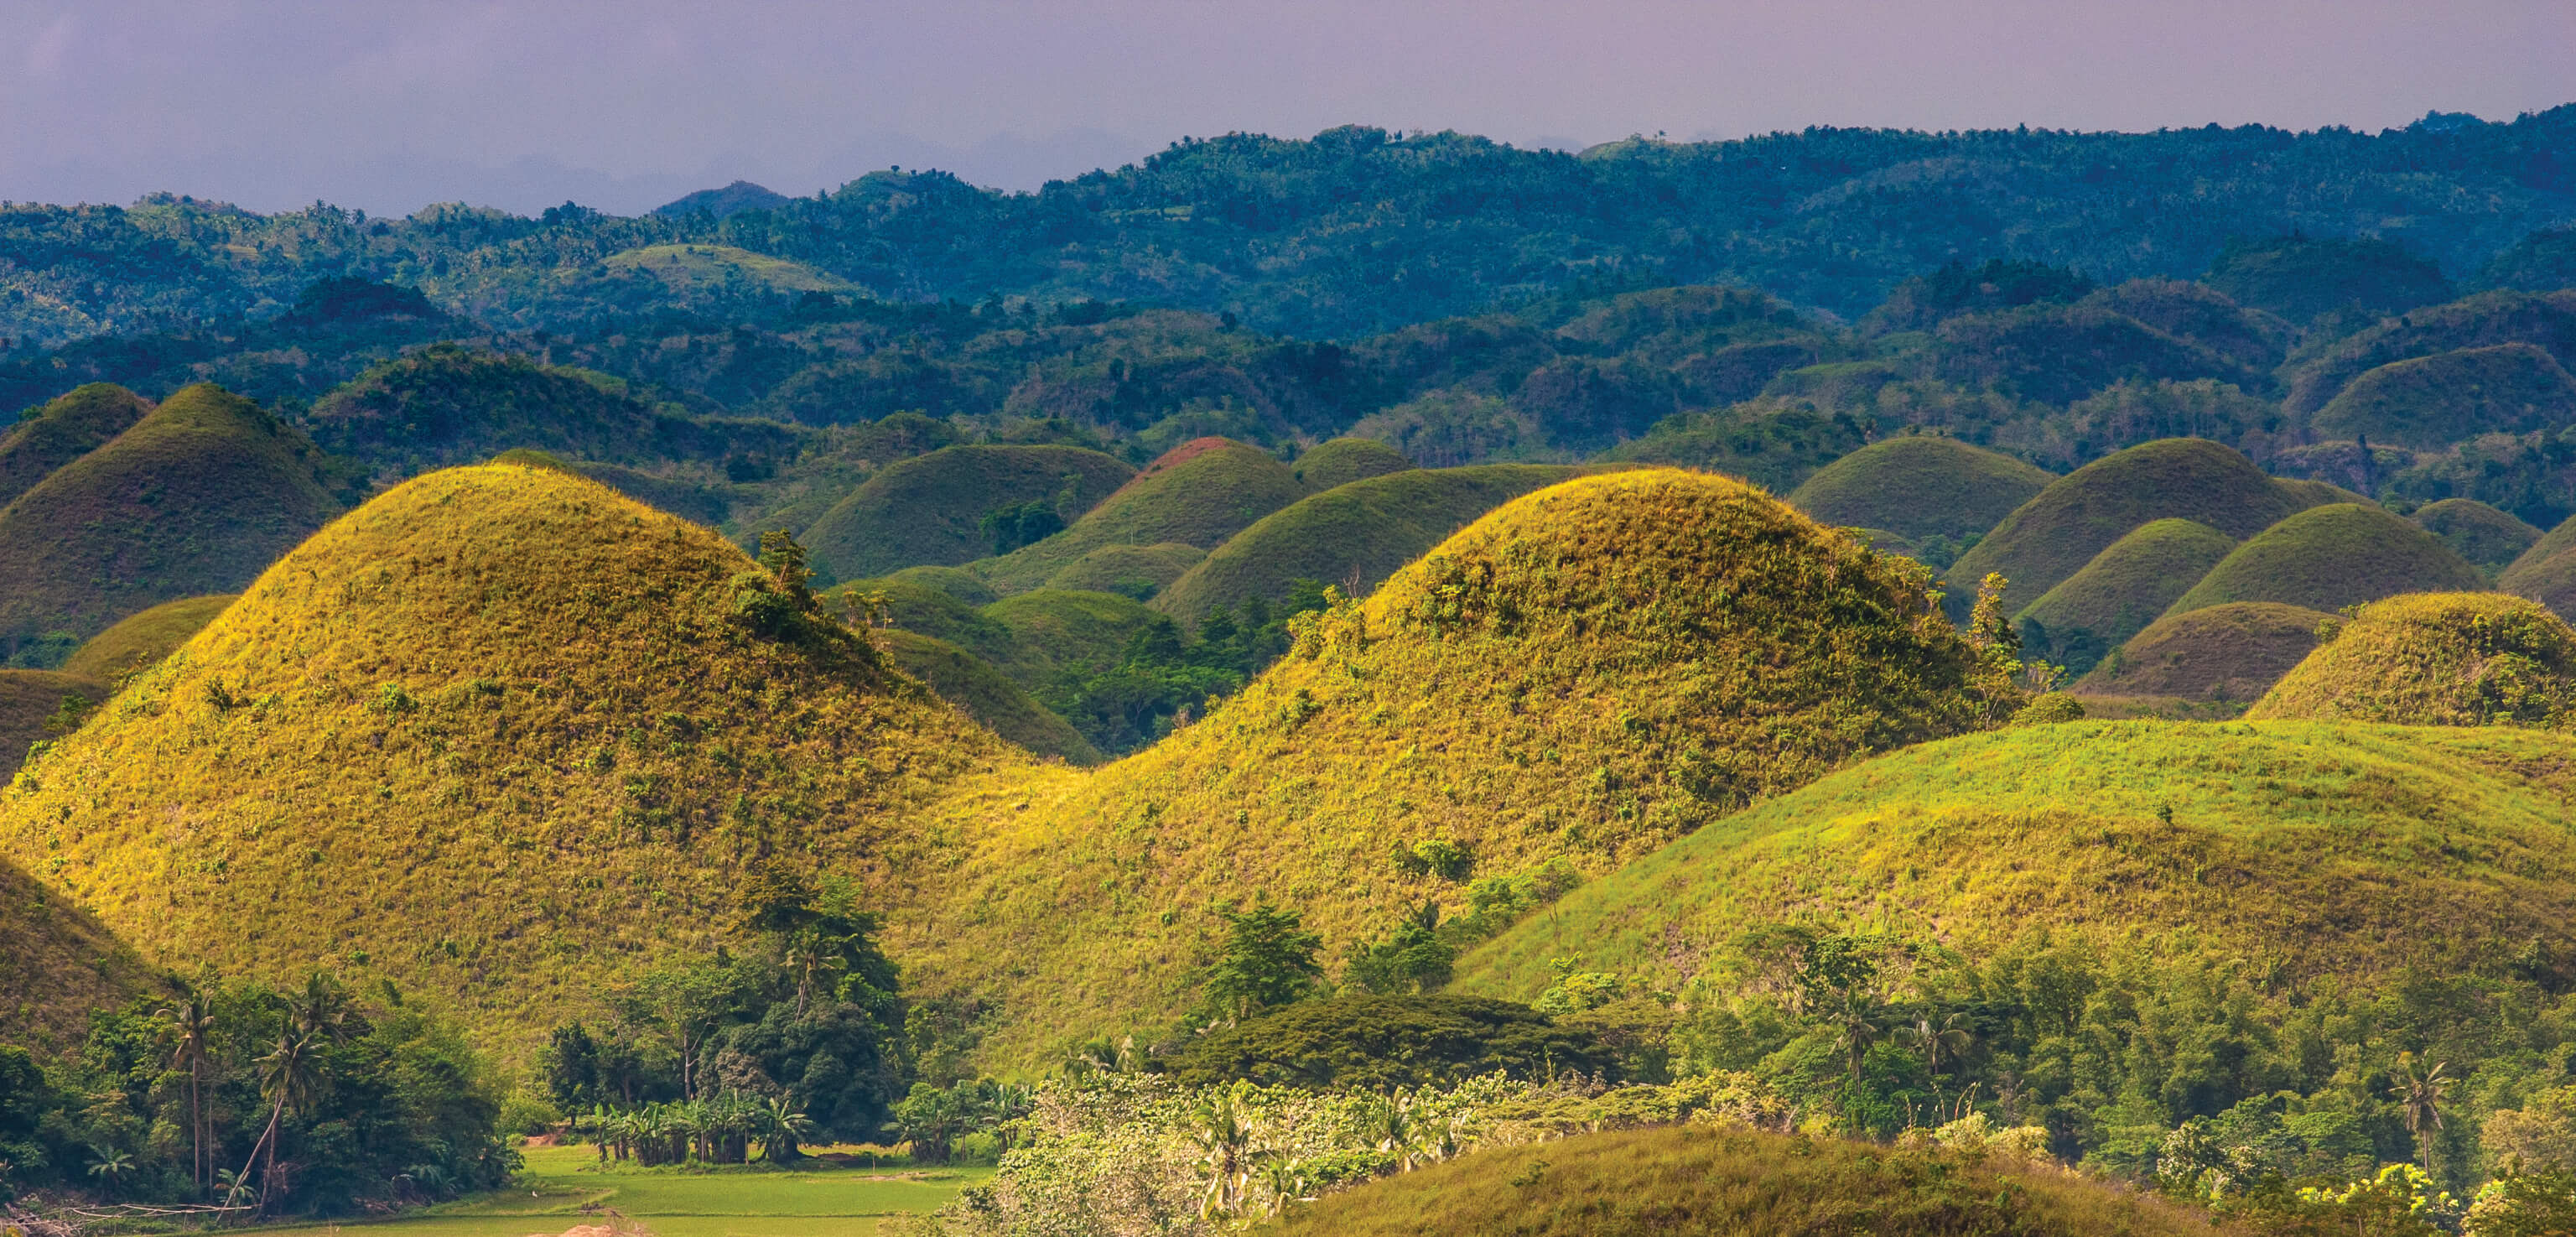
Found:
[2246,592,2576,726]
[0,462,1010,1035]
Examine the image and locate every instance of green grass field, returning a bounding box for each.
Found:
[254,1145,988,1237]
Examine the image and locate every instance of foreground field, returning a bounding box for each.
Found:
[257,1145,988,1237]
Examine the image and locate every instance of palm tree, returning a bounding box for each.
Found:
[162,993,218,1195]
[86,1146,135,1198]
[2391,1052,2454,1172]
[1904,1011,1976,1115]
[1259,1156,1311,1218]
[1188,1089,1260,1218]
[1365,1094,1426,1172]
[287,972,355,1044]
[214,1167,254,1210]
[238,1029,323,1212]
[756,1095,816,1163]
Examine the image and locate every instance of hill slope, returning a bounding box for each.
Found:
[2013,518,2235,670]
[969,438,1309,594]
[1943,439,2315,618]
[0,668,105,780]
[2246,592,2576,726]
[1282,1125,2232,1237]
[2163,502,2486,616]
[2414,498,2542,576]
[0,383,342,663]
[899,469,2013,1062]
[0,383,150,511]
[1454,720,2576,1000]
[2310,342,2576,449]
[874,629,1101,765]
[2073,601,2330,703]
[0,851,156,1051]
[799,444,1135,581]
[0,463,1011,1040]
[1155,464,1591,628]
[60,595,236,683]
[1786,435,2053,543]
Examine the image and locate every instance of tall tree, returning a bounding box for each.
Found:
[1205,897,1324,1021]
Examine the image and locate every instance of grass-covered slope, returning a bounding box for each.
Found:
[0,383,343,662]
[2414,497,2542,577]
[0,668,105,779]
[0,851,156,1051]
[2074,601,2329,702]
[1455,720,2576,1000]
[60,595,236,683]
[1942,439,2314,618]
[1280,1125,2231,1237]
[2499,515,2576,620]
[1290,437,1414,491]
[798,444,1135,581]
[1042,543,1206,599]
[901,470,2010,1060]
[2013,518,2234,664]
[1155,464,1590,628]
[1787,435,2053,543]
[874,630,1101,765]
[0,383,149,510]
[980,590,1166,683]
[2311,342,2576,449]
[2246,592,2576,726]
[0,463,1012,1040]
[2283,289,2576,417]
[969,439,1308,594]
[2163,503,2487,617]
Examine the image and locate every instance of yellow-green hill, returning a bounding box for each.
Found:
[2414,497,2542,577]
[874,629,1100,765]
[0,668,105,780]
[980,589,1166,683]
[1282,1125,2234,1237]
[1154,464,1592,629]
[1290,437,1414,491]
[2073,601,2329,703]
[798,444,1135,581]
[2500,515,2576,621]
[0,851,156,1052]
[60,594,236,683]
[1454,720,2576,1001]
[897,469,2013,1062]
[1042,543,1206,599]
[2246,592,2576,726]
[967,439,1308,595]
[2013,518,2235,668]
[2163,503,2486,617]
[1943,439,2318,618]
[0,463,1011,1042]
[0,383,342,663]
[0,383,150,510]
[1787,436,2053,543]
[2310,342,2576,449]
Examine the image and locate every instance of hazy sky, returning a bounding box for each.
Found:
[6,1,2571,217]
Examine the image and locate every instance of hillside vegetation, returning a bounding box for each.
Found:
[0,383,149,510]
[875,629,1102,765]
[1155,464,1592,628]
[1280,1125,2235,1237]
[2074,601,2329,703]
[898,469,2015,1063]
[60,594,236,683]
[1944,439,2316,617]
[2310,342,2576,448]
[2247,591,2576,726]
[1454,720,2576,999]
[0,383,343,663]
[969,439,1309,594]
[1290,437,1414,491]
[2163,502,2486,616]
[1786,434,2053,543]
[0,668,105,779]
[2413,497,2542,575]
[0,851,155,1051]
[799,444,1135,581]
[2013,518,2235,671]
[0,463,1012,1040]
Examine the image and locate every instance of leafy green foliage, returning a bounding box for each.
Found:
[2205,233,2454,325]
[1163,995,1610,1091]
[1204,898,1326,1021]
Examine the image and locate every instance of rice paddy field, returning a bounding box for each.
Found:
[252,1144,988,1237]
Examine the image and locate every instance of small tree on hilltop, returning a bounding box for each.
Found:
[758,530,817,611]
[1205,897,1324,1021]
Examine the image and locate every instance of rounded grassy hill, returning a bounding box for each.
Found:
[60,595,237,683]
[1787,435,2053,543]
[2282,288,2576,416]
[2310,342,2576,449]
[0,668,106,779]
[1943,438,2316,619]
[967,438,1308,595]
[900,469,2015,1063]
[874,629,1100,765]
[1280,1125,2233,1237]
[2499,515,2576,620]
[980,589,1166,683]
[2162,502,2485,617]
[2073,601,2329,703]
[0,383,150,511]
[0,462,1014,1041]
[1290,437,1414,491]
[798,444,1135,581]
[2413,498,2542,577]
[2246,592,2576,726]
[2012,518,2234,668]
[1154,464,1591,628]
[1042,543,1205,599]
[1452,719,2576,1002]
[0,383,344,663]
